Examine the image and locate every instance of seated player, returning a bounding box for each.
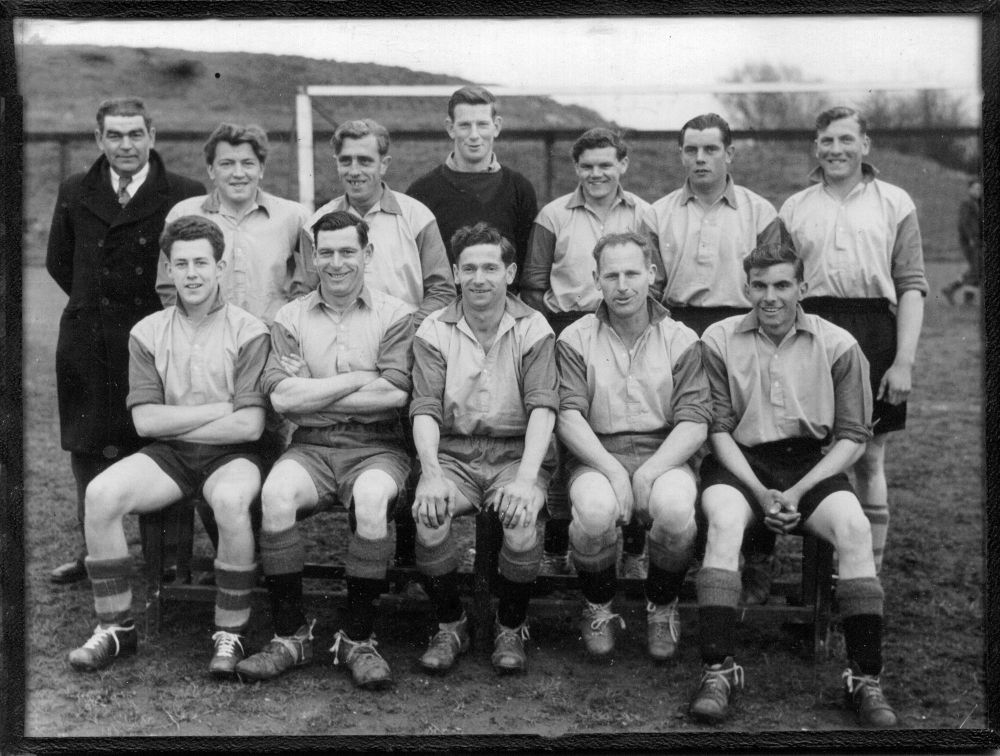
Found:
[234,211,414,690]
[68,215,269,676]
[692,243,897,727]
[556,231,710,660]
[410,222,557,675]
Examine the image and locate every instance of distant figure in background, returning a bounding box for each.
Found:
[780,106,928,575]
[520,127,652,579]
[941,176,983,305]
[407,85,538,290]
[45,96,203,585]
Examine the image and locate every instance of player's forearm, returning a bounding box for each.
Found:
[270,371,378,414]
[324,378,408,413]
[786,438,864,499]
[893,289,924,367]
[515,407,555,483]
[132,402,233,439]
[412,414,445,477]
[641,421,708,477]
[556,410,622,479]
[709,432,768,500]
[170,407,265,445]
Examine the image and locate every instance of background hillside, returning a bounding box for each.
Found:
[18,44,971,265]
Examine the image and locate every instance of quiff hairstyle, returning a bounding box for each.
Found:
[311,210,370,249]
[96,96,152,132]
[592,230,653,271]
[815,106,868,135]
[451,222,515,266]
[160,215,225,261]
[331,119,391,156]
[203,123,270,165]
[572,127,628,162]
[447,86,498,120]
[678,113,733,148]
[742,242,804,281]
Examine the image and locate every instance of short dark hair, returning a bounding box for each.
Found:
[331,119,390,156]
[160,215,225,261]
[815,106,868,135]
[203,123,269,165]
[592,230,653,271]
[311,210,370,249]
[451,222,515,266]
[96,97,152,132]
[447,86,497,120]
[678,113,732,148]
[572,127,628,162]
[742,242,804,281]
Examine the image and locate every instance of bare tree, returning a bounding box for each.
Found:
[720,62,829,130]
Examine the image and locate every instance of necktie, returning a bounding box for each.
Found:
[117,175,132,207]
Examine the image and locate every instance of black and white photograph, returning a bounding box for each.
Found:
[2,6,991,751]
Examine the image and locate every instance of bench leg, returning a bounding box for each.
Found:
[140,511,164,637]
[473,509,501,651]
[802,536,835,660]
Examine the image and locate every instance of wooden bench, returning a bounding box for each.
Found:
[140,503,835,659]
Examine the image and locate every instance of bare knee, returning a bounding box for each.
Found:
[208,485,253,533]
[570,490,617,537]
[648,495,695,534]
[503,523,537,552]
[260,477,305,533]
[416,518,451,547]
[701,492,747,568]
[84,476,129,527]
[831,510,873,558]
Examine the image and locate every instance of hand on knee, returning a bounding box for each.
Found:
[503,526,537,553]
[416,519,451,548]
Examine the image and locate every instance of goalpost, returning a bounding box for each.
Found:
[294,81,978,212]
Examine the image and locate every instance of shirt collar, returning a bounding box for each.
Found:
[679,175,737,207]
[343,183,400,216]
[445,151,502,173]
[808,162,880,185]
[567,184,635,210]
[594,296,671,327]
[202,187,269,215]
[109,159,150,192]
[175,286,226,318]
[734,304,815,336]
[308,284,375,312]
[438,293,534,324]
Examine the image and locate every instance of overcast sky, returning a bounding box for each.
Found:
[16,16,982,128]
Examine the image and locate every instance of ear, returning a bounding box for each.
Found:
[216,258,227,273]
[798,279,808,297]
[724,144,735,164]
[363,243,374,264]
[93,128,103,149]
[147,126,156,147]
[646,263,656,285]
[379,154,391,175]
[452,263,460,281]
[445,117,456,139]
[493,115,503,136]
[860,134,871,157]
[619,155,629,176]
[743,280,751,299]
[505,262,516,286]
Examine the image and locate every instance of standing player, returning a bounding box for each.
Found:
[692,243,897,728]
[941,176,983,305]
[410,222,557,675]
[67,216,269,676]
[520,128,652,578]
[642,113,788,601]
[300,118,454,328]
[235,212,414,690]
[780,106,928,573]
[406,85,538,288]
[46,97,203,584]
[556,231,710,660]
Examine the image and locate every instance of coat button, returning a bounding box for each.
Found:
[101,297,110,306]
[139,237,147,245]
[135,266,143,275]
[97,240,103,248]
[103,268,109,275]
[134,298,143,305]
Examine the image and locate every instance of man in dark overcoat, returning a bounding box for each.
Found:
[45,97,204,583]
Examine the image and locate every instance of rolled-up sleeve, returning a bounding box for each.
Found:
[409,334,446,424]
[126,333,164,409]
[831,343,874,443]
[262,322,299,397]
[556,338,591,417]
[701,338,738,435]
[232,332,270,411]
[376,312,415,393]
[671,341,713,426]
[891,210,929,296]
[520,332,559,414]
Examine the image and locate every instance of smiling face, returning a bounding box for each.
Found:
[447,103,501,171]
[680,127,733,195]
[745,262,808,343]
[95,114,155,178]
[814,116,870,186]
[208,141,263,210]
[335,134,390,212]
[168,238,224,311]
[313,226,371,305]
[454,242,514,313]
[594,240,654,321]
[575,146,628,205]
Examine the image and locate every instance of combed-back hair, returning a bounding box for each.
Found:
[592,230,653,270]
[203,123,270,165]
[160,215,225,261]
[742,242,804,281]
[572,127,628,162]
[331,119,390,156]
[678,113,732,147]
[312,210,370,249]
[447,86,497,120]
[96,96,152,131]
[451,222,515,266]
[815,106,868,135]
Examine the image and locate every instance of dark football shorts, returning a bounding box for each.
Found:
[139,439,263,498]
